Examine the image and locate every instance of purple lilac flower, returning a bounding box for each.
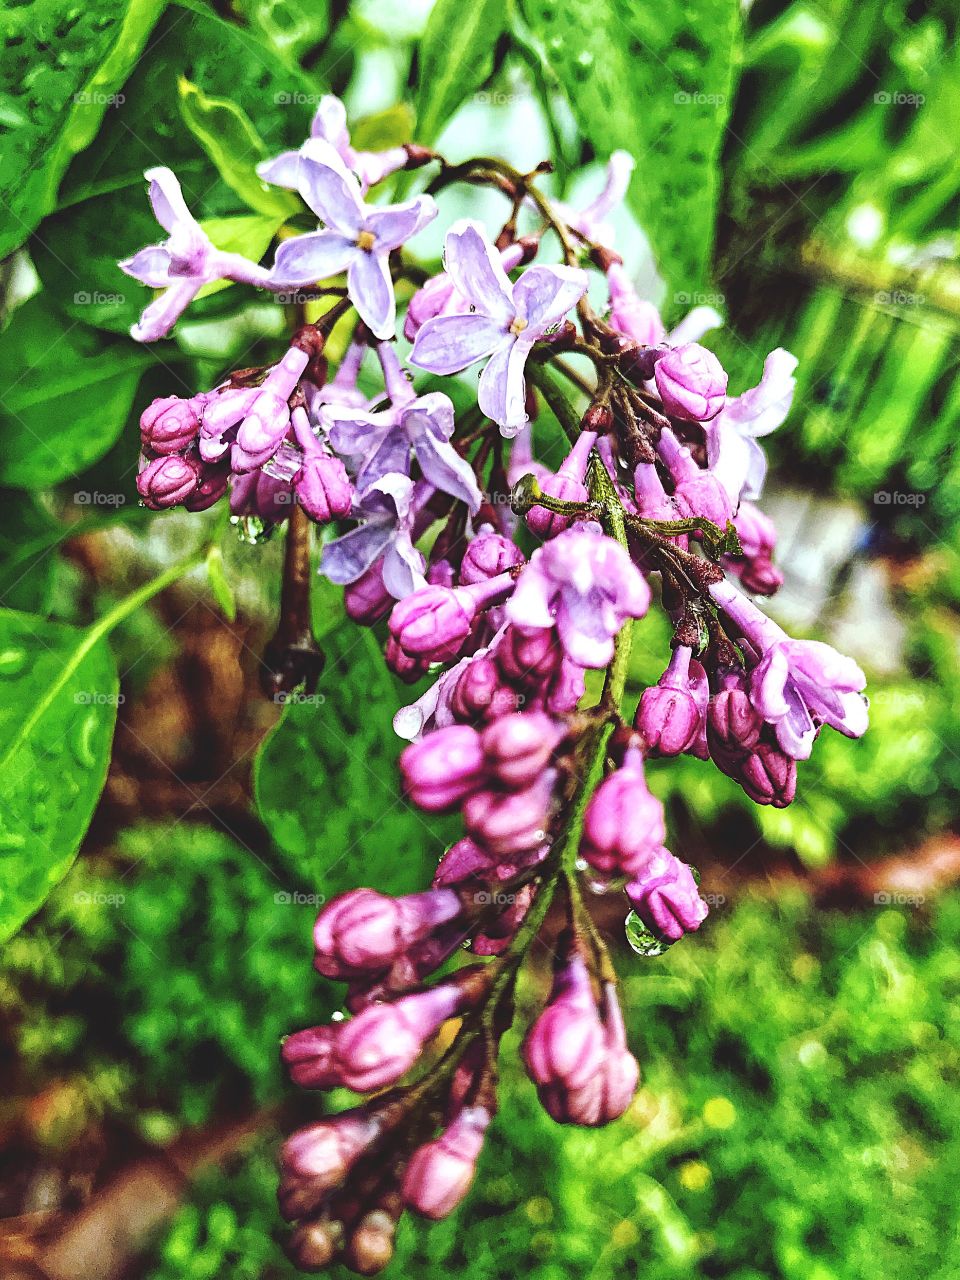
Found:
[506,523,650,668]
[653,343,728,421]
[120,167,271,342]
[258,94,411,194]
[710,578,868,759]
[705,348,798,502]
[409,220,588,434]
[324,345,482,510]
[267,140,436,339]
[404,240,529,342]
[554,150,635,248]
[401,1106,491,1220]
[321,474,429,598]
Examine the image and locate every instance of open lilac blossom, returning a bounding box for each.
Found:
[324,345,482,509]
[120,167,271,341]
[555,150,635,247]
[404,240,529,341]
[706,348,798,501]
[267,140,436,339]
[409,220,588,434]
[321,473,428,597]
[258,93,412,193]
[507,523,651,668]
[710,579,868,759]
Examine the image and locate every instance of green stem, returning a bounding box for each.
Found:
[527,361,583,445]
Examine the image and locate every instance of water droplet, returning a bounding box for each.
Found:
[0,647,27,676]
[70,710,100,769]
[576,50,594,67]
[625,910,672,958]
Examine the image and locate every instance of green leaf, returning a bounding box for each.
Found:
[0,295,150,488]
[518,0,741,297]
[253,626,456,900]
[0,492,64,614]
[415,0,507,144]
[205,545,236,622]
[351,104,416,153]
[0,0,167,257]
[0,609,119,943]
[178,76,300,219]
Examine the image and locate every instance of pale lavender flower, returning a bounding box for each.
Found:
[120,167,271,342]
[507,523,650,668]
[710,579,868,759]
[705,348,798,501]
[324,346,482,510]
[555,151,635,248]
[258,94,410,193]
[409,220,588,434]
[321,474,428,597]
[266,141,436,339]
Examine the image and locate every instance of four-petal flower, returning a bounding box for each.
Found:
[409,221,588,435]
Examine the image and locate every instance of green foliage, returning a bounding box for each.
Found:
[141,890,960,1280]
[2,823,332,1125]
[0,294,150,487]
[0,0,166,257]
[415,0,507,144]
[0,608,118,943]
[253,623,457,901]
[518,0,740,298]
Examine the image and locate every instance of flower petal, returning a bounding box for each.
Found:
[118,245,173,287]
[478,338,529,434]
[409,314,506,375]
[270,231,357,286]
[668,305,723,346]
[130,279,200,343]
[443,220,514,323]
[512,265,588,337]
[347,250,396,339]
[365,196,438,252]
[321,521,395,584]
[409,426,483,513]
[144,167,195,234]
[311,95,351,152]
[383,529,427,598]
[297,138,366,234]
[256,150,304,190]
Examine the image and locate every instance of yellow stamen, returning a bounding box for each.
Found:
[356,230,376,251]
[509,316,528,336]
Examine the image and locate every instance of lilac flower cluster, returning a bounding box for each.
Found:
[119,98,868,1273]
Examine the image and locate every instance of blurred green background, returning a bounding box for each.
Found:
[2,0,960,1276]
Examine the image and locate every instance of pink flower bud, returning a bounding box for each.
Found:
[448,655,519,722]
[541,983,639,1125]
[333,983,465,1091]
[400,724,486,811]
[389,586,477,661]
[635,646,700,756]
[708,671,763,751]
[137,453,200,509]
[385,636,432,683]
[279,1110,382,1218]
[313,887,461,979]
[497,626,561,684]
[296,451,352,523]
[523,955,605,1092]
[607,263,666,346]
[182,459,229,512]
[654,343,728,421]
[345,560,393,625]
[282,1024,338,1088]
[737,741,797,807]
[140,394,202,454]
[459,530,525,585]
[402,1106,491,1219]
[546,657,587,714]
[231,390,292,471]
[626,851,708,942]
[462,771,553,857]
[526,432,596,539]
[580,754,666,875]
[481,712,563,789]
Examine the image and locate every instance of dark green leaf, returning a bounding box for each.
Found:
[253,625,456,900]
[416,0,506,144]
[0,492,64,614]
[0,609,118,943]
[0,295,150,487]
[178,76,300,220]
[0,0,166,257]
[518,0,740,297]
